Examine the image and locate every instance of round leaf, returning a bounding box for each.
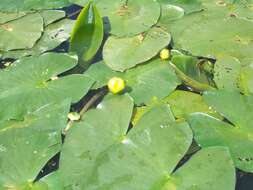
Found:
[96,0,160,37]
[103,26,171,71]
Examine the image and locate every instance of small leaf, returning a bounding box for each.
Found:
[70,1,104,63]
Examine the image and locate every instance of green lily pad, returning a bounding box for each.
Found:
[59,94,134,190]
[40,10,66,26]
[163,90,219,119]
[0,13,43,51]
[161,146,235,190]
[159,4,184,25]
[214,56,241,91]
[96,0,160,37]
[171,7,253,62]
[60,98,235,190]
[0,11,26,24]
[0,100,70,190]
[0,0,70,12]
[158,0,203,14]
[84,58,180,105]
[239,63,253,95]
[70,2,104,63]
[37,171,64,190]
[188,90,253,172]
[171,54,215,91]
[0,53,94,120]
[1,18,75,59]
[103,26,171,71]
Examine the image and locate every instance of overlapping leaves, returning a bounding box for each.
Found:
[59,95,235,190]
[0,53,94,120]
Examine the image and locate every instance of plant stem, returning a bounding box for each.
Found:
[64,89,107,133]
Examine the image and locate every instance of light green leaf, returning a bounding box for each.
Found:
[40,10,66,26]
[1,18,75,59]
[164,147,235,190]
[0,13,43,51]
[0,101,70,189]
[70,1,104,63]
[214,56,242,91]
[103,26,171,71]
[0,0,70,12]
[59,94,134,190]
[188,90,253,172]
[84,59,180,105]
[0,11,26,24]
[163,90,219,119]
[96,0,160,37]
[239,63,253,95]
[171,10,253,62]
[0,53,94,120]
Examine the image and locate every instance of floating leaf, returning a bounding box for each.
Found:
[170,6,253,62]
[0,0,71,12]
[70,1,104,63]
[103,26,171,71]
[96,0,160,37]
[1,18,75,59]
[158,0,202,15]
[0,101,70,190]
[59,94,134,190]
[84,58,180,105]
[0,13,43,51]
[0,53,94,120]
[239,63,253,95]
[214,56,241,91]
[60,101,235,190]
[188,90,253,172]
[163,90,219,119]
[40,10,66,26]
[0,11,26,24]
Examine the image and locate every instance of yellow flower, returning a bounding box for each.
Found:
[160,48,170,60]
[107,77,125,94]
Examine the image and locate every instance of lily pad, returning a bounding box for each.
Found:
[84,58,180,105]
[103,26,171,71]
[158,0,203,14]
[96,0,161,37]
[214,56,241,91]
[0,100,70,190]
[0,11,26,24]
[59,94,134,190]
[40,10,66,26]
[60,98,235,190]
[1,18,75,59]
[0,53,94,120]
[171,10,253,62]
[163,90,218,119]
[188,90,253,172]
[0,13,43,51]
[239,63,253,95]
[0,0,70,12]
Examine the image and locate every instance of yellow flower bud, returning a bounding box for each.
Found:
[160,48,170,60]
[107,77,125,94]
[68,112,80,121]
